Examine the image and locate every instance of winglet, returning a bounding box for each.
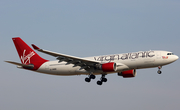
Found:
[32,44,40,50]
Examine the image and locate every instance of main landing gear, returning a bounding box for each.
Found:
[85,74,107,85]
[97,74,107,85]
[85,74,96,82]
[157,66,162,74]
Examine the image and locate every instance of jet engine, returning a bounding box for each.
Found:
[95,62,117,72]
[118,69,136,78]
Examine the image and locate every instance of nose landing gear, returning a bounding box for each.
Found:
[157,66,162,74]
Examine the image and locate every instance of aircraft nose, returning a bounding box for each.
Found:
[169,55,178,63]
[175,55,179,60]
[173,55,179,61]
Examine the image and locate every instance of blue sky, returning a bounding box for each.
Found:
[1,0,180,110]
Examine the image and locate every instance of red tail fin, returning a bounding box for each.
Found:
[12,37,48,70]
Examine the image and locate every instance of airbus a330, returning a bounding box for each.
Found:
[5,37,179,85]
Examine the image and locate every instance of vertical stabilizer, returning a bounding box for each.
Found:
[12,37,48,70]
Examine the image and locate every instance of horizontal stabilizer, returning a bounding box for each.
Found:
[5,61,34,68]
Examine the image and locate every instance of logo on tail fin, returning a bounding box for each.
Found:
[20,50,35,64]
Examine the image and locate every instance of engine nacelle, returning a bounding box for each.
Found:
[101,62,117,72]
[118,69,136,78]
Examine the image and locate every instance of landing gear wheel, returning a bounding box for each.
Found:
[157,70,162,74]
[85,77,91,82]
[102,78,107,82]
[97,81,102,85]
[90,74,96,79]
[85,73,96,83]
[96,74,107,85]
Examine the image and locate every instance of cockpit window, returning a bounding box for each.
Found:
[167,53,174,55]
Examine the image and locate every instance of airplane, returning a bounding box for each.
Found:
[5,37,179,85]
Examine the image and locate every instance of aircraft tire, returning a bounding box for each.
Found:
[85,77,91,82]
[97,81,102,85]
[157,70,162,74]
[90,74,96,79]
[102,78,107,82]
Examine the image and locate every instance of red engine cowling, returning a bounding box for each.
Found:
[118,69,136,78]
[101,62,117,72]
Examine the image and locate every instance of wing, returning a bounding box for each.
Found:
[31,44,100,70]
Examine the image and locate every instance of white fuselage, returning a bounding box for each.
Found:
[36,50,178,76]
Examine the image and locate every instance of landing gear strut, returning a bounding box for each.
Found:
[97,74,107,85]
[157,66,162,74]
[85,74,96,83]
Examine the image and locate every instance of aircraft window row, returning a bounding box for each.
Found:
[167,53,174,55]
